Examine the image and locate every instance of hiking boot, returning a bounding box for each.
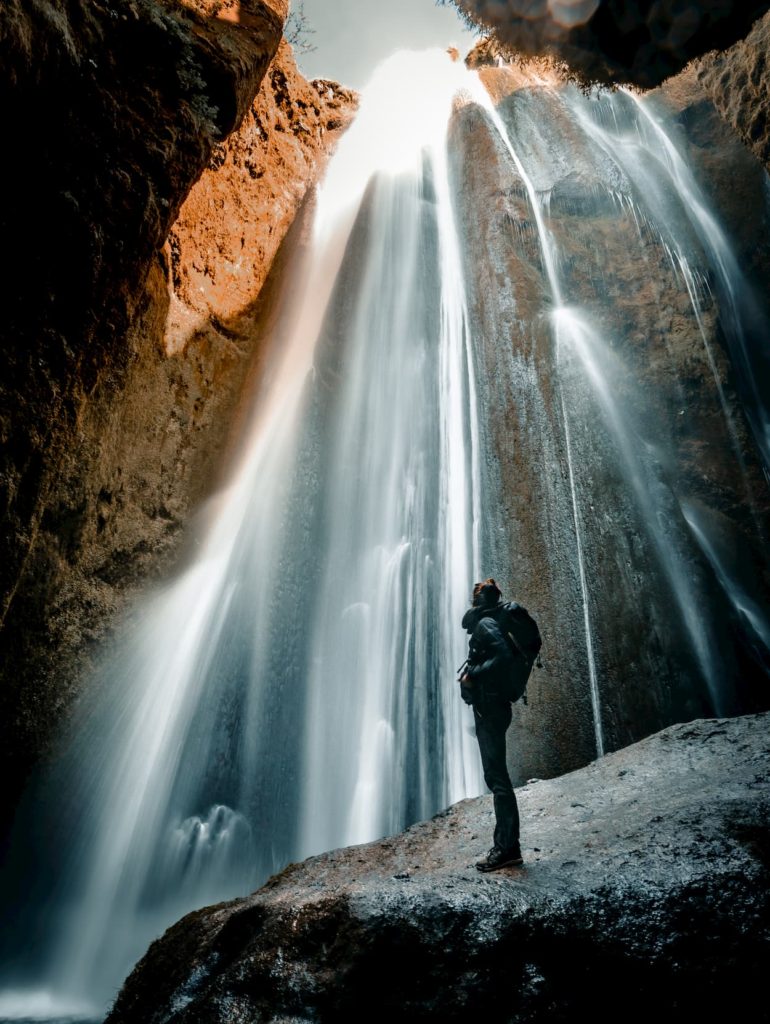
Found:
[475,845,523,872]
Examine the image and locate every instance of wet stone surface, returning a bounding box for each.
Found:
[108,713,770,1023]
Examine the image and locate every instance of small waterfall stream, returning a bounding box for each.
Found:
[2,49,769,1023]
[448,69,770,764]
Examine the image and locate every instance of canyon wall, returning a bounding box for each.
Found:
[461,4,770,176]
[0,0,355,827]
[450,54,770,781]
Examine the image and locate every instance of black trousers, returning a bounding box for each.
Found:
[473,697,520,852]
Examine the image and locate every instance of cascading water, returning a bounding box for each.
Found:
[540,83,770,714]
[446,68,770,766]
[0,50,486,1019]
[3,47,770,1024]
[299,106,484,852]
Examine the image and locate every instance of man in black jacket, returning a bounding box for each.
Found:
[461,578,523,872]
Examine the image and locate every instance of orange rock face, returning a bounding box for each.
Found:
[165,40,356,354]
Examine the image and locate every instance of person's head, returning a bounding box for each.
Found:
[472,578,502,608]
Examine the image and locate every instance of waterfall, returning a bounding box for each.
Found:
[0,50,487,1018]
[3,48,770,1022]
[453,71,770,745]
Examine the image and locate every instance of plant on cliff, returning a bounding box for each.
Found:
[285,1,316,55]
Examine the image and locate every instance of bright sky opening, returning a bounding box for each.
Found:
[293,0,479,89]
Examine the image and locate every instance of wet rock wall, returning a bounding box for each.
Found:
[450,62,770,782]
[697,11,770,176]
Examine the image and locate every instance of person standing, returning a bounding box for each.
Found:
[460,578,540,872]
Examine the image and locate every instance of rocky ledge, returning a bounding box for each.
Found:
[451,0,770,87]
[108,713,769,1023]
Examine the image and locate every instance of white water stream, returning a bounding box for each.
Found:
[2,50,487,1017]
[467,76,770,719]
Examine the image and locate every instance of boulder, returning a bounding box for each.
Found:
[107,712,770,1023]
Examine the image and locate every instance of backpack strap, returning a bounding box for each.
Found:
[504,627,528,662]
[499,605,530,661]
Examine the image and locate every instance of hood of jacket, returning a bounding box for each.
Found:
[461,600,506,633]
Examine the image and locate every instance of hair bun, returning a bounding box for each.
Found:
[472,577,502,605]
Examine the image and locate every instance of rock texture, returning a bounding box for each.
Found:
[164,40,356,356]
[698,10,770,175]
[448,58,770,782]
[450,0,770,87]
[106,712,770,1023]
[463,9,770,189]
[0,0,355,829]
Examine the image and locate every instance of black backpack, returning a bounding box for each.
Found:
[497,602,542,703]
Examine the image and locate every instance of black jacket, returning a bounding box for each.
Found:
[462,602,517,699]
